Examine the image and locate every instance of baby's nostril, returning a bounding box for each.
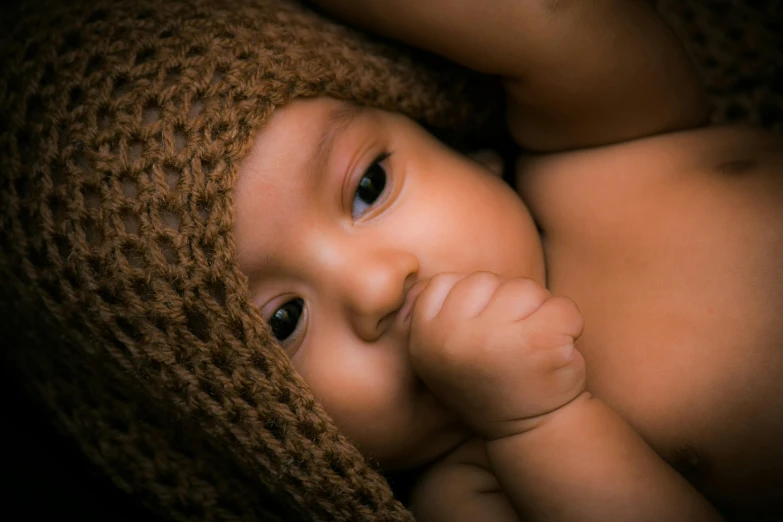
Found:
[376,311,397,337]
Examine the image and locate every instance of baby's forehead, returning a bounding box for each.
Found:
[232,99,363,273]
[239,98,362,175]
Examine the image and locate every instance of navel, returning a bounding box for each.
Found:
[669,442,711,484]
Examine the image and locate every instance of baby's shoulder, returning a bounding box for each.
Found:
[516,124,783,230]
[410,437,518,522]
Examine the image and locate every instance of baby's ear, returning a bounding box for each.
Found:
[468,149,504,177]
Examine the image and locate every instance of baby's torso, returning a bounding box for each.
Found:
[514,124,783,514]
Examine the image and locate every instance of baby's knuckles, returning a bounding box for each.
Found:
[409,273,586,437]
[466,322,587,439]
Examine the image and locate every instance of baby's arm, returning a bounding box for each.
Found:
[409,273,722,521]
[312,0,708,151]
[486,395,721,521]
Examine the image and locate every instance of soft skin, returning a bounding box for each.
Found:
[233,98,544,470]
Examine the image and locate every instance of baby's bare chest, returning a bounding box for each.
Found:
[519,125,783,506]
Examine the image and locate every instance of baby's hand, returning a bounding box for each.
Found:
[408,272,586,440]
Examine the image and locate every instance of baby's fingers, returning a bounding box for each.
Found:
[479,277,551,323]
[437,272,505,322]
[409,272,502,381]
[409,272,467,323]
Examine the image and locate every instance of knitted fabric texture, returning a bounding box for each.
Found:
[0,0,493,520]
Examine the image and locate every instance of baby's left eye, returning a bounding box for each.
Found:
[352,152,390,218]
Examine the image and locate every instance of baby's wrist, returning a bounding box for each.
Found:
[481,391,592,442]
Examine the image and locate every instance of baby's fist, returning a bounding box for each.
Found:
[408,272,585,440]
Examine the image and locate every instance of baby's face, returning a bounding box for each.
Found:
[233,98,543,470]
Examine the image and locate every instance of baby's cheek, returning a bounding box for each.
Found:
[488,197,545,282]
[296,344,414,453]
[447,172,542,280]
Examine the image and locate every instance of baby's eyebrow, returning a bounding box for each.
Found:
[308,103,363,173]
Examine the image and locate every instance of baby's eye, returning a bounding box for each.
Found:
[270,298,304,342]
[352,152,390,218]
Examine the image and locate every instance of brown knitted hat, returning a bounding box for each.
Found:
[0,0,495,520]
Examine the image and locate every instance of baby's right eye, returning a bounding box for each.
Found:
[270,298,304,342]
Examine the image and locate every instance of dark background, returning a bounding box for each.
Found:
[1,369,157,520]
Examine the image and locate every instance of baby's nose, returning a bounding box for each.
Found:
[340,250,418,342]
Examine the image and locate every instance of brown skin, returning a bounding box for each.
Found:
[519,125,783,519]
[233,1,783,520]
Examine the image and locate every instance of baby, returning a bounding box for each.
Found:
[232,1,783,520]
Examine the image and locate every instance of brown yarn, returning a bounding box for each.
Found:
[0,0,495,520]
